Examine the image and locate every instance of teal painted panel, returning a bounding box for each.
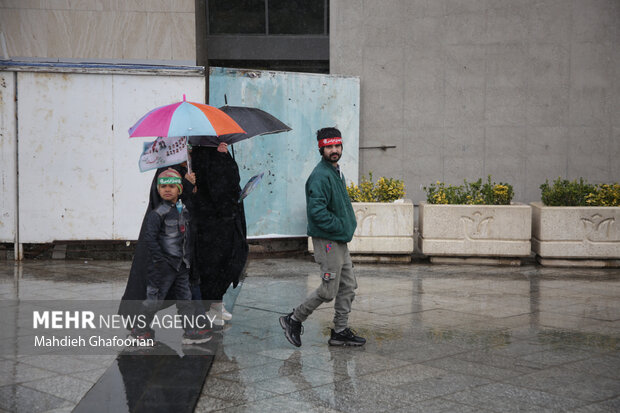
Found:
[209,67,360,238]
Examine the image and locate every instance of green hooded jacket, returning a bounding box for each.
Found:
[305,158,357,242]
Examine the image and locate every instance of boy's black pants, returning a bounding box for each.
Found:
[141,262,194,331]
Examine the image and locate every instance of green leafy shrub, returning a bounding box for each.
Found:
[347,171,405,202]
[541,177,619,206]
[424,176,514,205]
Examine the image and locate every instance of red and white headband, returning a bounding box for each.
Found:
[318,137,343,148]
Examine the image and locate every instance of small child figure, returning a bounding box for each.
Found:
[130,168,210,345]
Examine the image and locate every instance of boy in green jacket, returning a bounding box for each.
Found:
[280,127,366,347]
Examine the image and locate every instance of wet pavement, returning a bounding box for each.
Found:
[1,257,620,412]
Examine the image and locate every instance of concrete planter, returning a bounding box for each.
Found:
[531,202,620,266]
[418,202,531,263]
[309,200,414,261]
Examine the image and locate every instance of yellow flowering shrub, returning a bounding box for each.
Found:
[585,184,620,207]
[347,172,405,202]
[424,176,514,205]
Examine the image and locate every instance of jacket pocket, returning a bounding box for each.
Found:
[164,218,179,236]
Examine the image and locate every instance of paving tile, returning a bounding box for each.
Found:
[22,375,94,403]
[0,384,72,413]
[443,382,588,412]
[360,363,447,386]
[561,354,620,380]
[0,359,57,386]
[40,405,76,413]
[452,348,542,373]
[198,377,278,403]
[395,371,491,402]
[298,349,411,377]
[390,342,469,363]
[360,335,429,356]
[213,394,341,413]
[504,366,620,402]
[69,368,108,384]
[256,346,330,362]
[252,367,348,395]
[287,378,417,413]
[72,355,117,367]
[193,394,239,412]
[516,346,593,367]
[419,326,516,349]
[476,339,555,357]
[532,328,620,353]
[537,313,620,337]
[215,360,303,383]
[463,314,546,341]
[392,398,498,413]
[18,355,104,375]
[570,396,620,413]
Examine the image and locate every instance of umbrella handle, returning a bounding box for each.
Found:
[185,137,192,174]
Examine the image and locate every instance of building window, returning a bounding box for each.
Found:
[208,0,266,34]
[268,0,326,35]
[205,0,329,73]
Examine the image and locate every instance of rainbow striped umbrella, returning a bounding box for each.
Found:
[128,95,245,138]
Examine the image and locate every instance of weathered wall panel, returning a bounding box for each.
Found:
[210,67,360,238]
[18,72,114,242]
[0,71,16,242]
[15,71,204,243]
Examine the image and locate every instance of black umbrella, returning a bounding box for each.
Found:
[189,106,291,147]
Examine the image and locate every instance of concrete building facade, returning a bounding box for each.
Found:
[0,0,196,64]
[331,0,619,202]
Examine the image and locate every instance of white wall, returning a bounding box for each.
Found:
[3,70,204,243]
[0,71,17,243]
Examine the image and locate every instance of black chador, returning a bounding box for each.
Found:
[191,146,248,301]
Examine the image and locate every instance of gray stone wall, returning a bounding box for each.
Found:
[331,0,619,203]
[0,0,196,64]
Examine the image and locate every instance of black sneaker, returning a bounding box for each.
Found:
[279,312,303,347]
[328,328,366,346]
[182,328,212,344]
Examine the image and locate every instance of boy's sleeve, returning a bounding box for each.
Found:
[143,210,165,264]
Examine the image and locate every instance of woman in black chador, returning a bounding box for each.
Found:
[119,143,248,323]
[191,143,249,319]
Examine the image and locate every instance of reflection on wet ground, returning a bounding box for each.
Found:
[1,258,619,412]
[74,342,214,413]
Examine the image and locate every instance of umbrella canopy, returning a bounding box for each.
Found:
[239,172,265,202]
[128,95,245,138]
[189,106,291,146]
